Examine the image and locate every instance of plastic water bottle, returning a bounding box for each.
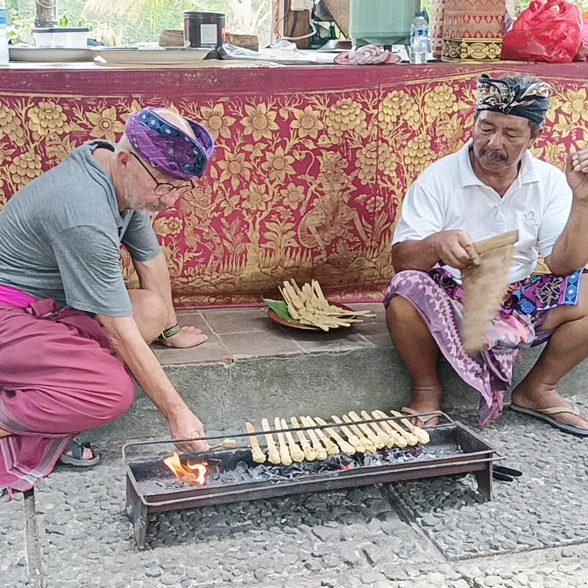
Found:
[0,1,9,66]
[409,11,429,65]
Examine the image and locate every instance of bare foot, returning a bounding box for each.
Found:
[403,385,443,427]
[511,384,588,430]
[0,427,11,439]
[161,326,208,349]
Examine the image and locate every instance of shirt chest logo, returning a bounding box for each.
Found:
[524,211,539,227]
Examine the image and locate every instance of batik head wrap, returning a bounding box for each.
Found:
[475,74,551,125]
[125,108,214,181]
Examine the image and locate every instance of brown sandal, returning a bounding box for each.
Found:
[401,407,443,427]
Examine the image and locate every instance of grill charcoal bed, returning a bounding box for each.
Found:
[124,420,499,549]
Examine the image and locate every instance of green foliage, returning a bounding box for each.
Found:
[6,7,31,44]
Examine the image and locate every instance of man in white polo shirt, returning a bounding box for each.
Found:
[385,74,588,435]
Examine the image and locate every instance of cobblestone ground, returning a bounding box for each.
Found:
[1,409,588,587]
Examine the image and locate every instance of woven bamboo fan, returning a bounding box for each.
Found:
[323,0,350,39]
[461,230,519,355]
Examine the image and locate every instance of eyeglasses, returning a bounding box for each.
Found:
[130,153,194,196]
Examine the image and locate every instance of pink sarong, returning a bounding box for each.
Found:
[0,298,134,492]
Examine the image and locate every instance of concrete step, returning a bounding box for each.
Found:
[87,304,588,445]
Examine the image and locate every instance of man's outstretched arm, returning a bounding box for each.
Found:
[97,313,209,453]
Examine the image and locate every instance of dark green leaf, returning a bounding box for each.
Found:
[263,298,299,324]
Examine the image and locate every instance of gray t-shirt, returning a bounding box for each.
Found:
[0,140,161,316]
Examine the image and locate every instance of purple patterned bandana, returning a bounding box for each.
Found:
[125,108,214,180]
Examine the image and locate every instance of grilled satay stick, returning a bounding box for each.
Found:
[209,438,238,450]
[342,415,378,452]
[389,410,431,444]
[274,417,293,466]
[371,411,408,448]
[281,418,305,462]
[372,410,419,446]
[330,415,366,453]
[360,411,396,448]
[300,416,328,460]
[261,418,281,464]
[348,411,387,450]
[306,417,341,455]
[291,417,317,461]
[313,417,355,456]
[245,422,267,463]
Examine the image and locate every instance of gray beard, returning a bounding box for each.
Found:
[124,188,159,217]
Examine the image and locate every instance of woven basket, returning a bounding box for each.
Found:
[323,0,350,39]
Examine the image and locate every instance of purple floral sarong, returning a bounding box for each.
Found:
[384,268,583,427]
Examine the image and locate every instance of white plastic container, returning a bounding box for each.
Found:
[32,27,90,49]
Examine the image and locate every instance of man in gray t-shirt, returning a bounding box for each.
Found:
[0,139,162,317]
[0,108,215,491]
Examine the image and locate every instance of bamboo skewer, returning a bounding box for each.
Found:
[250,407,428,467]
[371,411,408,448]
[360,410,396,448]
[300,416,328,460]
[342,415,377,452]
[291,417,317,461]
[245,422,267,463]
[261,418,281,464]
[372,410,418,446]
[348,411,386,449]
[314,417,355,455]
[331,415,366,453]
[389,410,430,444]
[274,417,293,466]
[307,417,340,455]
[281,418,305,462]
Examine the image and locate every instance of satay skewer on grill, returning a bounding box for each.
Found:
[274,417,293,466]
[341,415,377,452]
[314,417,356,455]
[331,415,366,453]
[372,410,419,446]
[306,417,341,455]
[300,416,328,460]
[281,418,305,462]
[348,411,386,449]
[306,417,340,455]
[360,410,397,448]
[245,422,267,463]
[291,417,317,461]
[389,410,431,444]
[261,418,281,464]
[371,411,408,448]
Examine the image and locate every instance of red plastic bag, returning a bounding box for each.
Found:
[501,0,583,63]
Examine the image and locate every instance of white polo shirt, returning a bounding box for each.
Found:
[393,140,573,283]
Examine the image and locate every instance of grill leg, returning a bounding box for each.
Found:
[474,466,492,500]
[126,478,148,550]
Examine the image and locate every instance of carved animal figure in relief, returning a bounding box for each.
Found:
[298,189,370,259]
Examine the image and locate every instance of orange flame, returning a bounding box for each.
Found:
[163,452,208,486]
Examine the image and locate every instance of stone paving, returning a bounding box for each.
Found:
[2,408,588,587]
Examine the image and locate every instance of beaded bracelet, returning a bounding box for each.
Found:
[160,323,181,340]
